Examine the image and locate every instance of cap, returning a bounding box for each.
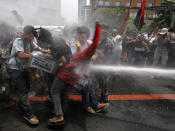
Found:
[159,28,168,35]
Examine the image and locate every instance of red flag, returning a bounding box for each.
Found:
[134,0,146,30]
[58,23,102,85]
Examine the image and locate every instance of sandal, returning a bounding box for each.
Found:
[48,116,65,126]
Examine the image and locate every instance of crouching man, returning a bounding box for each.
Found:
[48,23,109,126]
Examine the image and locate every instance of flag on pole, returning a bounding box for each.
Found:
[58,22,102,85]
[134,0,146,30]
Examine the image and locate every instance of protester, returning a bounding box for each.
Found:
[153,28,169,67]
[132,35,148,66]
[8,25,39,125]
[146,32,157,65]
[122,31,136,65]
[167,27,175,67]
[47,38,70,126]
[112,31,122,64]
[93,24,114,103]
[48,23,109,126]
[70,25,109,113]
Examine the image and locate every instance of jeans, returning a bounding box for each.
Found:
[8,69,33,118]
[153,48,168,67]
[81,78,99,109]
[50,76,69,116]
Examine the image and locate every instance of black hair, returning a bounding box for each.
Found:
[77,26,90,38]
[23,25,37,37]
[168,27,175,33]
[37,28,53,45]
[51,37,72,62]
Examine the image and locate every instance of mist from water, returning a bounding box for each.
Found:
[0,0,67,27]
[90,65,175,78]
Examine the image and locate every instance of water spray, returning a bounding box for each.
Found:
[90,65,175,77]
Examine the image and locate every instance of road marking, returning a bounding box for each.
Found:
[10,94,175,102]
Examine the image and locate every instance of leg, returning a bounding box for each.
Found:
[48,76,67,125]
[100,74,109,103]
[88,78,99,107]
[161,50,168,67]
[10,70,33,118]
[50,76,65,116]
[153,48,160,66]
[9,70,39,125]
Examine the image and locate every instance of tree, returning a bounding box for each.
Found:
[150,0,175,30]
[87,8,126,30]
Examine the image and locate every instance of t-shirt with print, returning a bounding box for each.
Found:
[8,37,33,70]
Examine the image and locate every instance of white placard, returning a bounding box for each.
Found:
[29,51,57,73]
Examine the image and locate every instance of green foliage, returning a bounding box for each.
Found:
[125,17,145,34]
[150,0,175,31]
[88,8,126,29]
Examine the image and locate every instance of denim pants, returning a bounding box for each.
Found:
[50,76,69,116]
[81,78,99,109]
[8,69,33,118]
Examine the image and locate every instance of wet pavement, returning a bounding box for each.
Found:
[1,72,175,131]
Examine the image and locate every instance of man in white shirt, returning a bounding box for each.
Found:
[69,26,109,114]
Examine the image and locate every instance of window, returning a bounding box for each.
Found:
[148,14,153,19]
[98,0,103,6]
[105,1,110,6]
[130,12,137,17]
[126,2,130,7]
[116,2,120,7]
[148,3,153,7]
[137,2,141,7]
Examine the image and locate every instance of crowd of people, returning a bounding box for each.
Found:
[0,22,175,127]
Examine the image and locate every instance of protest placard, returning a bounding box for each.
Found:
[28,51,58,73]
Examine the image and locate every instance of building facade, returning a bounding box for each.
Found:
[90,0,164,19]
[0,0,62,25]
[78,0,87,23]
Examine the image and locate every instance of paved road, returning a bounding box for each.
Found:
[1,72,175,131]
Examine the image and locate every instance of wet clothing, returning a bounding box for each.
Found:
[51,24,102,115]
[8,69,34,118]
[122,36,135,65]
[98,38,114,60]
[8,37,35,118]
[112,35,122,64]
[95,37,114,102]
[153,36,169,67]
[50,76,70,115]
[8,38,34,70]
[81,78,99,109]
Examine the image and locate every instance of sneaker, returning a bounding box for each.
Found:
[24,115,39,125]
[95,103,109,113]
[86,107,96,114]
